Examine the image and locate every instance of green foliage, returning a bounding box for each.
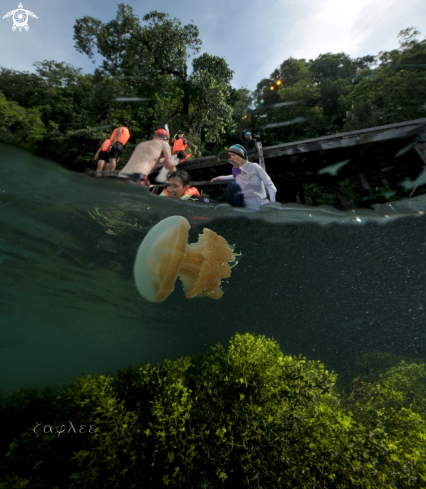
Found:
[251,29,425,147]
[303,182,335,206]
[0,91,45,145]
[0,475,30,488]
[342,28,426,130]
[188,71,236,149]
[201,186,227,202]
[1,14,424,172]
[344,361,426,486]
[192,54,235,85]
[74,6,201,85]
[73,6,236,157]
[353,351,426,383]
[0,62,147,170]
[1,334,426,488]
[0,6,237,165]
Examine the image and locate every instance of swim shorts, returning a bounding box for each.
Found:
[118,172,150,187]
[109,142,124,159]
[99,151,109,162]
[87,171,150,187]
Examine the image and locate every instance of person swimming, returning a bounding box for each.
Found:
[159,170,220,204]
[160,170,200,200]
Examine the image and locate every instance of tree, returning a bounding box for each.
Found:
[192,53,234,84]
[342,28,426,130]
[73,6,201,102]
[0,90,45,145]
[73,5,235,156]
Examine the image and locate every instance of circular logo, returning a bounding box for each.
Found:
[13,8,28,28]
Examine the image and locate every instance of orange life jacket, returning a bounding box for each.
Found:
[163,187,200,198]
[109,127,130,146]
[101,139,111,152]
[172,138,188,154]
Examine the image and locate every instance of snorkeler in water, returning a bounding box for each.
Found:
[160,170,200,200]
[160,170,219,203]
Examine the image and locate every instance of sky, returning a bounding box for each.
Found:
[0,0,425,91]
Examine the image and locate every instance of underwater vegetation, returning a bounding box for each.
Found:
[0,333,425,488]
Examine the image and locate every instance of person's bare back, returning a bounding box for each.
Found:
[119,138,175,177]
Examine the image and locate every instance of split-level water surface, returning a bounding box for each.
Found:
[1,143,426,394]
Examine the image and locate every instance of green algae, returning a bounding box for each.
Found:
[1,333,425,488]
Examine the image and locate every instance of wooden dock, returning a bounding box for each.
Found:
[150,118,426,209]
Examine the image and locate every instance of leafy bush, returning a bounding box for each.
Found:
[344,361,426,487]
[1,334,425,488]
[0,91,45,146]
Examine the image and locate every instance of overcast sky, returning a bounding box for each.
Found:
[1,0,425,91]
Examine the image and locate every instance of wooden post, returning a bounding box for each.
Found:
[409,132,426,198]
[414,132,426,165]
[257,141,265,170]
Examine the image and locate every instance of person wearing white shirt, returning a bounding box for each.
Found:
[211,144,277,211]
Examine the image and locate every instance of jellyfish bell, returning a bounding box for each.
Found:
[134,216,190,302]
[134,216,241,303]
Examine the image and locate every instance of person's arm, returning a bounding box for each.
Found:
[94,144,103,160]
[255,165,277,202]
[211,175,233,182]
[109,128,122,147]
[162,141,176,171]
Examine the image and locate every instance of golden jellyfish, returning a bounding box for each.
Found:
[134,216,241,302]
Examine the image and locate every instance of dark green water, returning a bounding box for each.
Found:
[1,143,426,394]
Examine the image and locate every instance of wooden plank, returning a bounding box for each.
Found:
[414,132,426,165]
[179,157,225,171]
[408,132,426,198]
[192,180,230,186]
[262,118,426,159]
[257,141,265,169]
[151,180,229,188]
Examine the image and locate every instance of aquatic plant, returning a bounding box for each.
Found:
[1,334,425,488]
[344,360,426,487]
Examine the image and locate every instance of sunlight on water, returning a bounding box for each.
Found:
[1,143,426,394]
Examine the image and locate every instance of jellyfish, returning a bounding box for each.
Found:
[134,216,241,302]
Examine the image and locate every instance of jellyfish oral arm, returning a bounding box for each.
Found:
[177,229,237,300]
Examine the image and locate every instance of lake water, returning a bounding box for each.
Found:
[1,143,426,395]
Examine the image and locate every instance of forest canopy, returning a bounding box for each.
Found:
[0,3,424,172]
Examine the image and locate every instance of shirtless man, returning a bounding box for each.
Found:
[118,129,177,187]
